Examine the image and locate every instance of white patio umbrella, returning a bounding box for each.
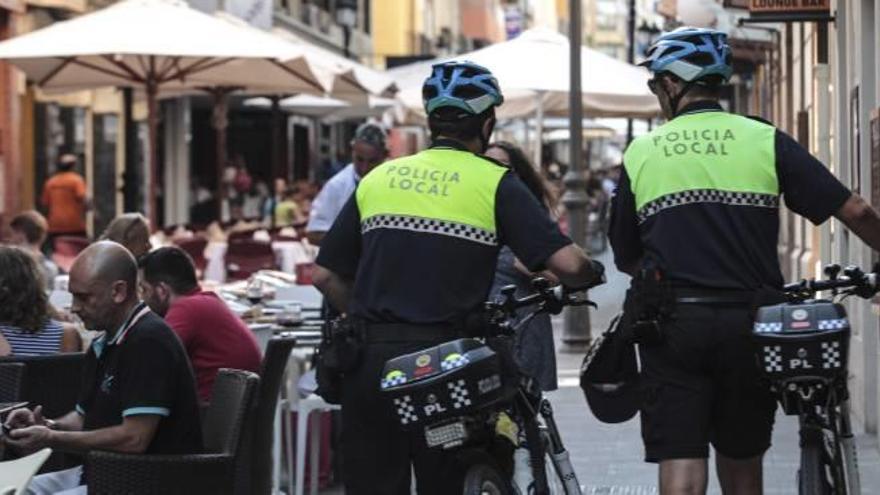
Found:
[0,0,329,225]
[387,27,659,162]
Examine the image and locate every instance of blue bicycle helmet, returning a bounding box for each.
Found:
[640,27,732,83]
[422,61,504,117]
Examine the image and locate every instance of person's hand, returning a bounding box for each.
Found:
[4,405,45,430]
[4,425,52,454]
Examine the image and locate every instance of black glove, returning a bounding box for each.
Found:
[589,260,606,287]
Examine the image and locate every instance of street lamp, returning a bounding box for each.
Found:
[335,0,358,58]
[561,0,590,352]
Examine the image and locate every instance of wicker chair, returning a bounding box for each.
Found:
[0,354,84,418]
[0,354,84,470]
[86,369,259,495]
[237,336,297,495]
[0,363,24,403]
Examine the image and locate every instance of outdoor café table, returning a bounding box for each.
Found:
[204,240,312,283]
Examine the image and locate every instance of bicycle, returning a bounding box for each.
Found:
[379,279,600,494]
[753,264,880,495]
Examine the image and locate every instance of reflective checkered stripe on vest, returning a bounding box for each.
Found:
[623,111,778,223]
[356,149,506,246]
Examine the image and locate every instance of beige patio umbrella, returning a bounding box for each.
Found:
[0,0,328,225]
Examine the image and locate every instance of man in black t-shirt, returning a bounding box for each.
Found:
[313,61,604,494]
[3,241,202,494]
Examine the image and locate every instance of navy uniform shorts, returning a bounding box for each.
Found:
[637,304,777,462]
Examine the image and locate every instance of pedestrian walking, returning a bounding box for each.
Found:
[485,141,560,392]
[41,153,90,242]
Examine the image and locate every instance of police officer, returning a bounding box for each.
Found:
[610,28,880,495]
[313,61,603,494]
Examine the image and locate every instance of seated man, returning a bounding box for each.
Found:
[3,241,203,495]
[138,247,262,403]
[101,213,153,260]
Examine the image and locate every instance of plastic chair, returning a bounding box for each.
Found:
[0,448,52,495]
[225,239,276,281]
[284,370,340,495]
[0,363,24,403]
[87,369,259,495]
[52,236,90,273]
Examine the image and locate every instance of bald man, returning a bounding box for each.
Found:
[3,241,202,495]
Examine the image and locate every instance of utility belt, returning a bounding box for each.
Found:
[364,322,462,343]
[624,269,764,347]
[313,316,465,403]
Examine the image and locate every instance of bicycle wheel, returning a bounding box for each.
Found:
[799,430,832,495]
[463,463,508,495]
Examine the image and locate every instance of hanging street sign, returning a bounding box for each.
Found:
[749,0,830,15]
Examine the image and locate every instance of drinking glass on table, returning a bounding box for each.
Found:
[246,278,264,319]
[278,302,303,327]
[246,278,264,305]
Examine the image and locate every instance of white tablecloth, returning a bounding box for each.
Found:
[203,241,312,283]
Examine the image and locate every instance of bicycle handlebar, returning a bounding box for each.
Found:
[486,271,605,320]
[783,264,880,299]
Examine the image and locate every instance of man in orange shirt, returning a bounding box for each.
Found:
[41,154,90,239]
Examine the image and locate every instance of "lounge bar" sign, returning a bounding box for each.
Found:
[750,0,829,14]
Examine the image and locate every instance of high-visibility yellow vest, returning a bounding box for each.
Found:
[623,111,778,222]
[356,148,507,245]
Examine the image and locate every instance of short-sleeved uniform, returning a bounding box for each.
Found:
[306,163,359,234]
[317,139,571,494]
[76,303,203,455]
[609,101,851,462]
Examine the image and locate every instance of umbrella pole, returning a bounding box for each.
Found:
[270,95,282,181]
[146,81,160,229]
[534,90,544,168]
[211,88,231,222]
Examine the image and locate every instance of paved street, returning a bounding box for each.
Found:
[548,249,880,495]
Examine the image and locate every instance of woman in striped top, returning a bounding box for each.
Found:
[0,246,81,356]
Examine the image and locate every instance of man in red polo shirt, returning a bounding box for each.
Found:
[138,246,261,402]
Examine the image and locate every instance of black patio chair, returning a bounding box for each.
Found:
[87,369,259,495]
[237,335,297,495]
[0,353,84,418]
[0,362,25,403]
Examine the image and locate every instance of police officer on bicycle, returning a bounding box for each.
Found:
[610,27,880,495]
[312,61,603,494]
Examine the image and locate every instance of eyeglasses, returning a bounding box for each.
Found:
[647,78,659,94]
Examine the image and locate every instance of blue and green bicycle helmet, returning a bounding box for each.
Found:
[422,61,504,117]
[640,27,732,83]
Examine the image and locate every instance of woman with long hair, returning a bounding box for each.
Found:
[0,246,81,356]
[485,141,560,391]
